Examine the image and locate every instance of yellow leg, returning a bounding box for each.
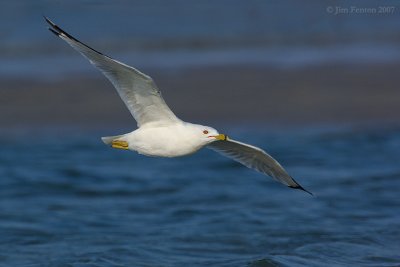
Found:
[111,140,129,150]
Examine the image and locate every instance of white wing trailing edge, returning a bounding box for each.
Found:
[45,17,311,195]
[208,138,313,195]
[45,17,180,128]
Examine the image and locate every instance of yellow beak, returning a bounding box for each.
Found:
[214,134,228,141]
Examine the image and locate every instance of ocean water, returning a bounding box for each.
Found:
[2,0,400,78]
[1,1,400,266]
[0,127,399,267]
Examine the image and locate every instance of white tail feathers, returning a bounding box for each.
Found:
[101,134,125,145]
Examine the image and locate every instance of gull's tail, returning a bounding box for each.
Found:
[101,134,125,145]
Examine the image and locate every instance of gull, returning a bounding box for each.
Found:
[45,17,312,195]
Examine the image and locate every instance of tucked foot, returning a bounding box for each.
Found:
[111,140,129,150]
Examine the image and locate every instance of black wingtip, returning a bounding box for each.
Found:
[44,16,60,36]
[48,27,60,36]
[288,176,314,196]
[289,184,314,196]
[42,16,110,58]
[44,16,55,27]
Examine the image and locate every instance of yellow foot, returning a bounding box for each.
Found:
[111,140,129,150]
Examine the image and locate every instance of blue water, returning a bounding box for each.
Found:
[0,127,399,266]
[2,0,400,78]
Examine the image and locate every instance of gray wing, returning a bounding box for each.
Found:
[208,138,312,195]
[45,17,180,128]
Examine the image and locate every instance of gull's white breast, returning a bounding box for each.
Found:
[125,123,205,157]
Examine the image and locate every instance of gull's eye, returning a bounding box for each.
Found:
[203,130,209,134]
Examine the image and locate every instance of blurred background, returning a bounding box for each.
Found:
[2,0,400,131]
[1,1,399,266]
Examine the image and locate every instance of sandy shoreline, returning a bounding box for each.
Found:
[1,62,400,130]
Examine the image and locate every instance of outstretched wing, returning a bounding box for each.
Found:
[45,17,180,128]
[208,138,312,195]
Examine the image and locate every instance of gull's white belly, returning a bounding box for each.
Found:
[125,125,204,157]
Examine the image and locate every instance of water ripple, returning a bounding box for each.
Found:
[0,128,399,266]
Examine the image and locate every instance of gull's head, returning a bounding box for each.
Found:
[190,124,228,145]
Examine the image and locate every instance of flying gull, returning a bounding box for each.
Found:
[45,17,312,195]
